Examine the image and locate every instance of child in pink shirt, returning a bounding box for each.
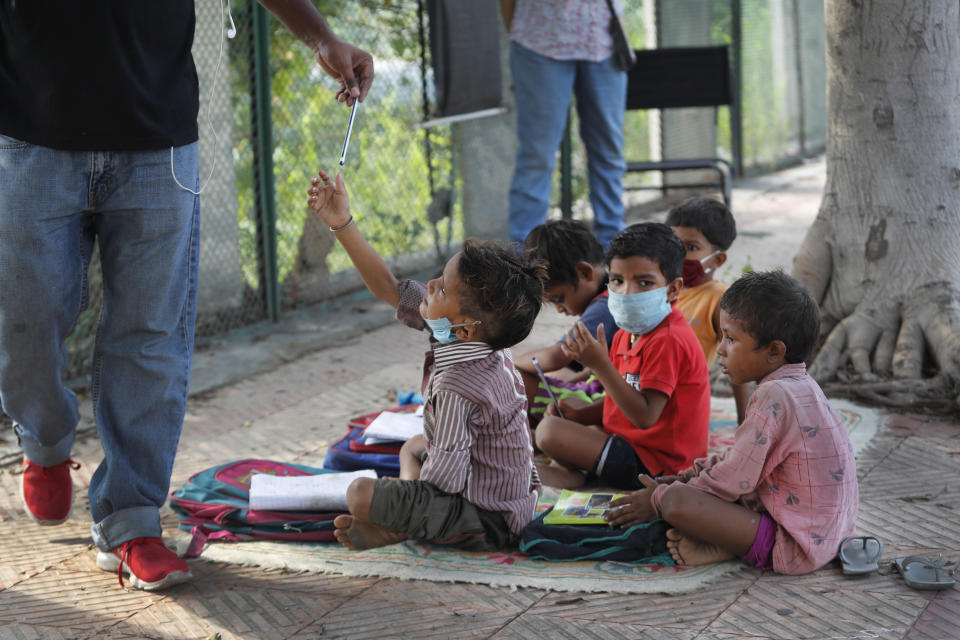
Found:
[605,270,858,574]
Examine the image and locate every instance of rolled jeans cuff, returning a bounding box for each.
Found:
[15,424,74,467]
[90,506,163,551]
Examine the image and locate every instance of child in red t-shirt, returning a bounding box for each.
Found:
[535,223,711,490]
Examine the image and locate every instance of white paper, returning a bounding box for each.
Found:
[362,410,423,442]
[248,469,377,512]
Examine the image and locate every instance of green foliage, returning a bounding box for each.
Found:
[228,0,449,287]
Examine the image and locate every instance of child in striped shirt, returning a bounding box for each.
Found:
[308,169,546,551]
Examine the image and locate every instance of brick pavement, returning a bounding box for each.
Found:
[2,159,959,639]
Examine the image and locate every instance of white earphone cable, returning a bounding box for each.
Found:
[171,0,233,195]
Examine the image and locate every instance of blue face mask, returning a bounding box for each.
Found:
[423,317,481,344]
[607,287,672,335]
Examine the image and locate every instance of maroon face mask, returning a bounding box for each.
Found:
[681,251,719,288]
[682,259,707,288]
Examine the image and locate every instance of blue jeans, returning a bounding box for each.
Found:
[0,134,200,551]
[508,42,627,247]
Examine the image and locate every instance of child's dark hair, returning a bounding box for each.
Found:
[522,219,605,287]
[665,197,737,250]
[605,222,685,282]
[719,270,820,364]
[458,239,548,350]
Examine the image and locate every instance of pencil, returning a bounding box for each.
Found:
[531,356,566,419]
[339,99,359,166]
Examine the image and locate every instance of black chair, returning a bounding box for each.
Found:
[624,46,735,206]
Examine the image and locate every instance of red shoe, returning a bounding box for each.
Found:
[20,456,79,525]
[96,537,192,591]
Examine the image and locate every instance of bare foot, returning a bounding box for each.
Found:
[535,462,586,489]
[333,514,407,550]
[666,528,735,566]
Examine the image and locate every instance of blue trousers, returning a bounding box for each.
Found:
[0,133,200,551]
[508,42,627,248]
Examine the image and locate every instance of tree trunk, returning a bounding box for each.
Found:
[793,0,960,411]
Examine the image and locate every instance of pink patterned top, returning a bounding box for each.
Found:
[510,0,622,62]
[650,363,859,574]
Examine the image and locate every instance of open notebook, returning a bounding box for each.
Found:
[249,469,377,511]
[363,405,424,444]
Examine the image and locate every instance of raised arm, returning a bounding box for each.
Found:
[308,170,399,308]
[257,0,374,103]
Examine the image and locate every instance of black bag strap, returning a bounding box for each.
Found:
[602,0,637,71]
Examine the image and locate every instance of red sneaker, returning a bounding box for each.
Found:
[20,456,79,525]
[96,537,192,591]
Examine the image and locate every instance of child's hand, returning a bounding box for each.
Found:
[559,322,608,370]
[604,475,659,527]
[307,169,351,228]
[544,396,588,423]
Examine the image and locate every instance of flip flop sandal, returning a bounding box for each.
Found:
[894,554,956,590]
[838,535,883,575]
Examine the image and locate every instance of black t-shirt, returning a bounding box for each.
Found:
[0,0,199,151]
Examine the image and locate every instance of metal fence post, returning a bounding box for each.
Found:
[791,0,807,157]
[730,0,744,177]
[251,3,279,322]
[560,109,573,220]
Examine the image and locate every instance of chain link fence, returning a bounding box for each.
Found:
[563,0,825,218]
[656,0,825,174]
[63,0,453,383]
[61,0,825,385]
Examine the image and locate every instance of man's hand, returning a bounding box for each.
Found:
[307,169,351,227]
[559,322,608,370]
[314,38,374,104]
[604,474,659,527]
[256,1,375,104]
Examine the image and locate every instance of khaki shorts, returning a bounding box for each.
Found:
[368,478,513,551]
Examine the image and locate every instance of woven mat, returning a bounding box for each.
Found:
[175,397,879,594]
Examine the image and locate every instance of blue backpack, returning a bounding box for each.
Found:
[321,405,416,477]
[323,426,401,477]
[169,459,341,557]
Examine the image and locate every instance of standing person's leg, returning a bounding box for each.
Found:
[508,42,576,244]
[88,143,199,547]
[573,57,627,247]
[87,144,199,588]
[0,136,95,524]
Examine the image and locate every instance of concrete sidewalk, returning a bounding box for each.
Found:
[2,157,959,640]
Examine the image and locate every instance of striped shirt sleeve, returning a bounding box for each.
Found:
[420,390,475,494]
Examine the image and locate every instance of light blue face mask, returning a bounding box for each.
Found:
[423,317,481,344]
[607,287,672,335]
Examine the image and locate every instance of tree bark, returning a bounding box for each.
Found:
[793,0,960,410]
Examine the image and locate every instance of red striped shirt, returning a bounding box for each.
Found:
[397,280,541,535]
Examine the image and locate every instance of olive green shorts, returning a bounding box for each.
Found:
[368,478,513,551]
